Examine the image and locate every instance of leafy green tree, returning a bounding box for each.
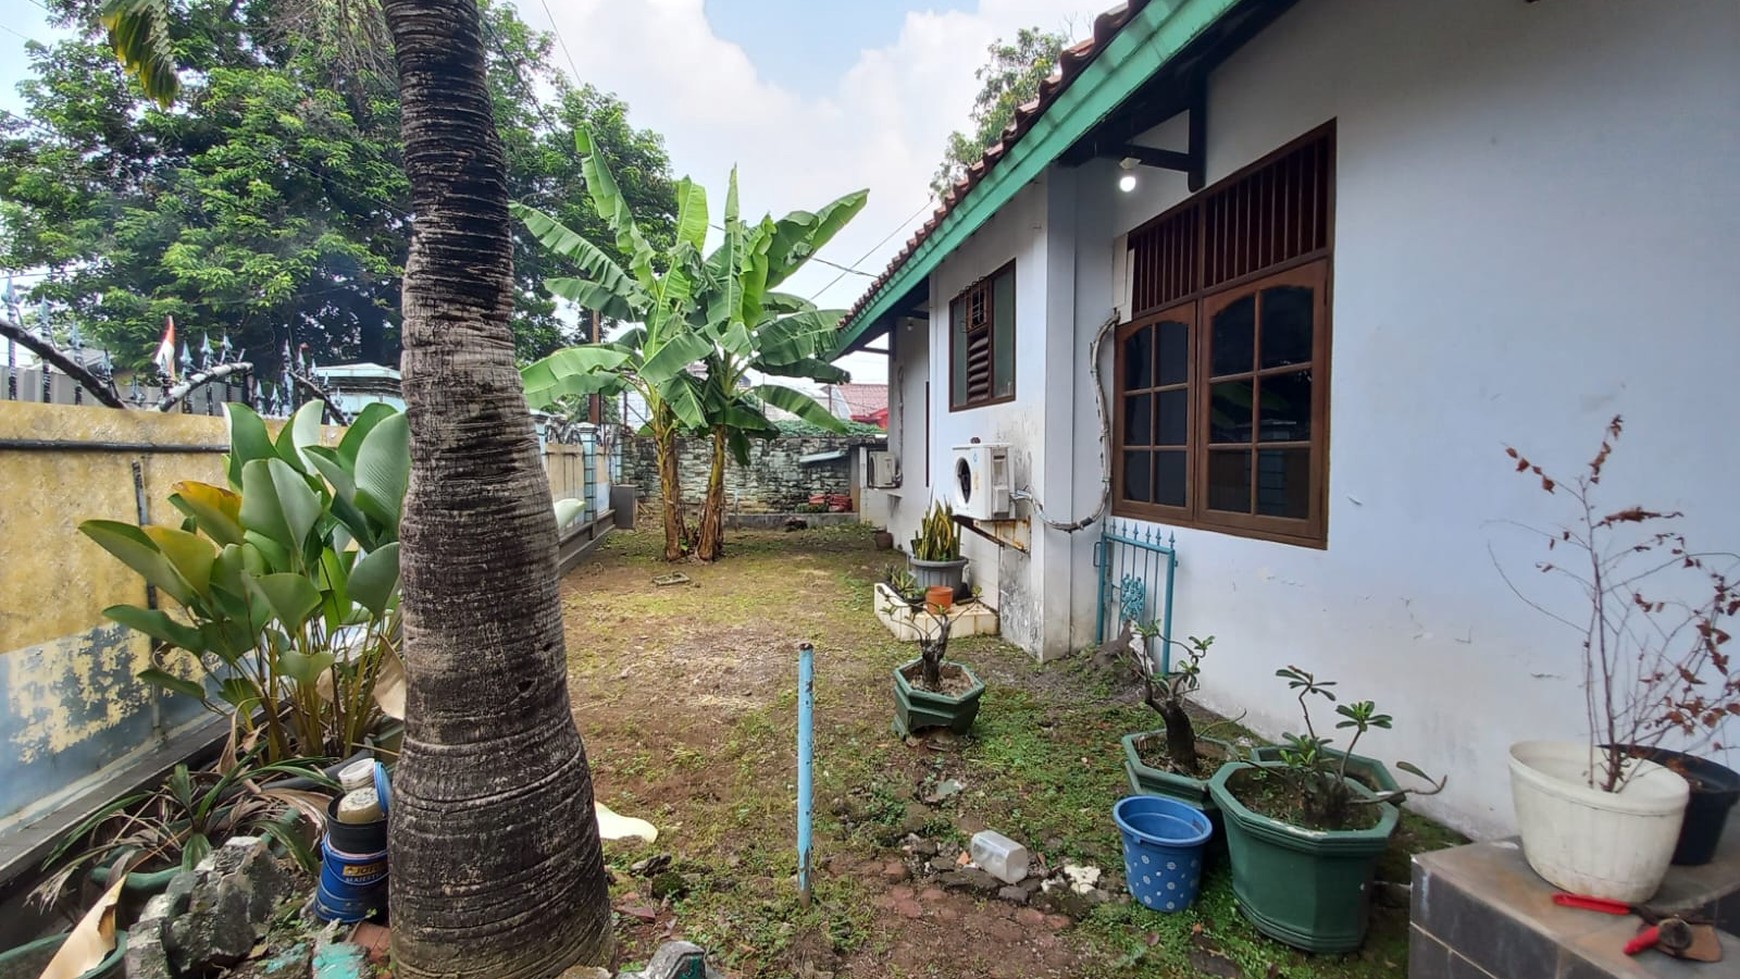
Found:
[931,26,1068,196]
[0,0,675,376]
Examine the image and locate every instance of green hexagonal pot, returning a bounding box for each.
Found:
[1247,744,1400,794]
[1122,730,1236,810]
[892,659,985,737]
[1207,761,1399,953]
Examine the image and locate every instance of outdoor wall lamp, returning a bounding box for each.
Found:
[1117,157,1139,193]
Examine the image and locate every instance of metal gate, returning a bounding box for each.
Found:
[1093,518,1180,672]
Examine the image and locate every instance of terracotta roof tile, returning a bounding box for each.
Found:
[841,0,1151,337]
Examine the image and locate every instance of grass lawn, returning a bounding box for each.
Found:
[561,524,1464,978]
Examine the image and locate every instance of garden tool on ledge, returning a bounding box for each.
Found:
[1552,893,1723,962]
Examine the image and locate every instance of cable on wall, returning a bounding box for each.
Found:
[1010,308,1120,533]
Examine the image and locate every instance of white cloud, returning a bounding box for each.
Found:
[517,0,1103,382]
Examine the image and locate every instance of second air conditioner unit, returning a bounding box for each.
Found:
[867,451,900,488]
[950,443,1011,520]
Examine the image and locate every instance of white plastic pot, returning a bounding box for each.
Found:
[1509,740,1689,903]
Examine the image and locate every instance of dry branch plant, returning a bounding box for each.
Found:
[1501,416,1740,792]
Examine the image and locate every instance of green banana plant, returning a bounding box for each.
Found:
[516,127,716,560]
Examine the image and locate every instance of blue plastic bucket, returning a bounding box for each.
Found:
[1114,795,1213,912]
[315,836,388,923]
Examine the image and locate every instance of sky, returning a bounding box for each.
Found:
[0,0,1106,384]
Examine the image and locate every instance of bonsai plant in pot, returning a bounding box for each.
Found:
[1207,666,1445,953]
[1500,417,1738,895]
[908,501,968,596]
[880,574,985,737]
[1114,624,1237,810]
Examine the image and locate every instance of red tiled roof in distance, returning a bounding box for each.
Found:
[840,0,1150,334]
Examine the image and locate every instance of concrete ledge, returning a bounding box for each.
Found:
[557,509,615,574]
[1411,822,1740,978]
[872,583,999,642]
[724,512,861,530]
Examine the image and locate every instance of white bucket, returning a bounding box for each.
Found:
[1509,740,1689,903]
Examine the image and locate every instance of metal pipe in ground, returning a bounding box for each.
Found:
[797,642,815,909]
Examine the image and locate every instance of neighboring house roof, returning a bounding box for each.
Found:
[831,382,889,421]
[836,0,1267,352]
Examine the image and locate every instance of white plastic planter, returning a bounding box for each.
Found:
[1509,740,1689,903]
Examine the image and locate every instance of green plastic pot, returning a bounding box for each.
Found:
[1207,762,1398,953]
[892,659,984,737]
[1247,744,1400,794]
[0,930,128,979]
[1122,730,1236,810]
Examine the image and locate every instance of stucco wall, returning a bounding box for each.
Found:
[1047,0,1740,837]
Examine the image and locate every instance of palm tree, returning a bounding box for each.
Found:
[99,0,613,974]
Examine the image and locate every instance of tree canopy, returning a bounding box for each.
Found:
[0,0,677,377]
[931,27,1068,197]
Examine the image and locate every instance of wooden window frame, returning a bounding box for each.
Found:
[1112,126,1334,548]
[948,260,1017,411]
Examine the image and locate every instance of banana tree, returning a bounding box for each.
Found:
[515,127,713,561]
[688,173,866,559]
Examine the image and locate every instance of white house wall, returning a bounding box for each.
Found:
[1042,0,1740,838]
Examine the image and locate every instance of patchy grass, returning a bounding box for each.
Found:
[563,525,1464,978]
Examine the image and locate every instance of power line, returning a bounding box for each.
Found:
[808,195,937,302]
[537,0,585,89]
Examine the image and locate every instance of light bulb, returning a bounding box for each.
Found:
[1118,172,1138,193]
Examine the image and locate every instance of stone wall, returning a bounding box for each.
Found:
[621,434,884,513]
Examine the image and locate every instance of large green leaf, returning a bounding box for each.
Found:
[303,446,355,503]
[99,0,179,107]
[663,373,708,431]
[273,400,325,475]
[544,277,639,323]
[105,604,205,651]
[277,648,336,686]
[167,481,245,547]
[224,403,277,490]
[576,126,655,288]
[521,345,633,407]
[754,384,846,432]
[512,203,647,312]
[763,292,817,314]
[239,458,322,553]
[759,356,851,384]
[670,176,709,254]
[142,525,216,598]
[763,188,869,289]
[79,519,193,606]
[353,411,409,534]
[139,667,206,701]
[338,402,399,465]
[242,532,291,576]
[248,573,322,629]
[348,543,400,618]
[640,331,712,384]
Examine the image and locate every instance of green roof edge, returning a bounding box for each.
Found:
[832,0,1244,357]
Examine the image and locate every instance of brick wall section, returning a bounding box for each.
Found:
[621,434,884,512]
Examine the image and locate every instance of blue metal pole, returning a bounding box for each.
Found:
[1160,538,1178,676]
[797,642,815,909]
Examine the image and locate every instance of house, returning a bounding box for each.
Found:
[316,361,405,417]
[838,0,1739,838]
[825,382,890,428]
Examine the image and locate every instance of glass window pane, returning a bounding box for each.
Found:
[1155,450,1186,508]
[1209,379,1253,444]
[1206,450,1252,513]
[950,299,967,406]
[1257,370,1311,442]
[1123,450,1152,503]
[1260,285,1313,369]
[1211,295,1255,377]
[992,268,1016,398]
[1156,389,1187,446]
[1123,326,1152,390]
[1123,393,1153,446]
[1256,448,1310,519]
[1157,319,1189,386]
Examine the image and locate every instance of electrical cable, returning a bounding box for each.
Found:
[1010,308,1120,533]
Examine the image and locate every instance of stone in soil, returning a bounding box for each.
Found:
[881,861,910,883]
[997,885,1029,905]
[936,868,1000,895]
[909,838,939,858]
[311,943,371,979]
[649,870,690,900]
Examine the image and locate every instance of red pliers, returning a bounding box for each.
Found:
[1552,893,1704,956]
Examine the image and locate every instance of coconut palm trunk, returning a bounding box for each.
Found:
[381,1,611,975]
[695,425,730,561]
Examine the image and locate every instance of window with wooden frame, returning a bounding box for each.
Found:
[949,262,1016,410]
[1113,124,1333,547]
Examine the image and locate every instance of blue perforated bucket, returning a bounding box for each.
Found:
[1115,794,1212,912]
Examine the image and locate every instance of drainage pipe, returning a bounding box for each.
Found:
[797,642,815,909]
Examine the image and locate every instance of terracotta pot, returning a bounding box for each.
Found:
[924,585,954,612]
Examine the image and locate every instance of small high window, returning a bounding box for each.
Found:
[949,262,1016,410]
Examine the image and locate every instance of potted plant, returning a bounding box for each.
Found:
[1113,625,1236,810]
[880,575,985,737]
[1207,667,1445,953]
[1500,417,1737,895]
[908,501,967,596]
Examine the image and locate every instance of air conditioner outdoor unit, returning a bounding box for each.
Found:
[950,443,1012,520]
[867,450,900,489]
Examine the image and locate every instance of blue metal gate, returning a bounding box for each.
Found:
[1093,519,1180,672]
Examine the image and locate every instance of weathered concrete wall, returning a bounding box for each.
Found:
[621,434,885,513]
